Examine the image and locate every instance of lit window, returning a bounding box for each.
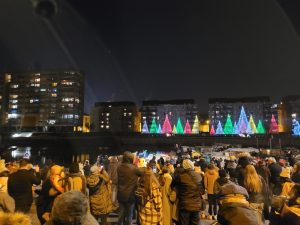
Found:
[101,125,104,128]
[48,120,56,125]
[128,125,132,128]
[61,80,73,85]
[292,113,297,119]
[75,98,80,103]
[10,95,18,99]
[109,105,112,108]
[52,88,57,92]
[11,105,18,109]
[106,113,110,116]
[8,113,18,119]
[68,104,74,108]
[142,116,146,120]
[62,98,74,102]
[123,113,127,116]
[74,115,79,119]
[52,93,57,97]
[0,96,2,100]
[106,125,110,129]
[40,88,46,92]
[5,74,11,82]
[11,84,18,88]
[124,108,127,111]
[128,112,132,116]
[101,121,104,124]
[152,112,156,115]
[63,114,74,119]
[169,112,172,116]
[35,78,40,82]
[11,100,18,104]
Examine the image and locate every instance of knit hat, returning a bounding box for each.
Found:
[219,183,249,199]
[50,191,98,225]
[0,160,8,174]
[280,167,290,178]
[90,165,100,174]
[182,159,194,170]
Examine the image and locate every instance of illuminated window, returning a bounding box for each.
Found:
[52,93,57,97]
[5,74,11,83]
[48,120,56,125]
[62,98,74,102]
[11,84,18,88]
[106,113,110,116]
[123,113,127,116]
[11,105,18,109]
[61,80,73,85]
[128,112,132,116]
[101,125,104,128]
[0,96,2,100]
[68,104,74,108]
[106,125,110,129]
[75,98,80,103]
[142,116,146,120]
[11,100,18,104]
[152,112,156,115]
[35,78,40,82]
[10,95,18,99]
[74,115,79,119]
[52,82,57,87]
[40,88,46,92]
[108,105,112,107]
[63,114,74,119]
[101,121,104,124]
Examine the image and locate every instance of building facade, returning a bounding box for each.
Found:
[91,101,140,132]
[0,71,84,132]
[140,99,199,132]
[208,97,279,132]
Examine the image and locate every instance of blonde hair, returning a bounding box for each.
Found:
[0,212,32,225]
[244,165,262,193]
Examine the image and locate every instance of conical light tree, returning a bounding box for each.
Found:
[237,106,248,134]
[176,118,184,134]
[246,121,253,134]
[216,121,224,135]
[233,121,239,134]
[269,114,279,134]
[224,115,234,134]
[293,120,300,136]
[256,120,266,134]
[157,124,162,134]
[172,125,177,134]
[162,114,172,134]
[149,117,157,133]
[192,115,199,134]
[210,125,216,136]
[249,115,257,134]
[184,120,192,134]
[142,120,149,134]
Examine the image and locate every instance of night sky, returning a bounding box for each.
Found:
[1,0,300,113]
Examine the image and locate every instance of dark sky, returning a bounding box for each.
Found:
[1,0,300,113]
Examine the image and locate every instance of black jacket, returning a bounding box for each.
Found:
[8,169,41,209]
[117,163,140,203]
[269,163,282,185]
[173,168,203,212]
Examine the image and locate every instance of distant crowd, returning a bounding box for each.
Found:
[0,149,299,225]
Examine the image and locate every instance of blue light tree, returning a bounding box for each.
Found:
[233,121,239,134]
[246,121,253,134]
[157,124,162,134]
[293,120,300,136]
[237,106,248,134]
[216,121,224,135]
[142,120,149,134]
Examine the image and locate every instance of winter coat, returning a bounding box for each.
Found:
[204,168,219,194]
[117,162,140,203]
[173,168,203,212]
[280,204,300,225]
[87,170,113,216]
[161,173,172,225]
[0,192,15,212]
[218,201,259,225]
[107,161,118,185]
[256,165,271,185]
[138,181,163,225]
[8,169,41,211]
[291,171,300,183]
[65,172,86,195]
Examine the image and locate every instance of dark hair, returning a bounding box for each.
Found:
[219,169,227,178]
[69,163,79,174]
[19,158,30,168]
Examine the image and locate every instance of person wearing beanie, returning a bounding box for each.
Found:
[87,165,113,225]
[217,183,259,225]
[45,190,99,225]
[214,169,230,195]
[173,159,204,225]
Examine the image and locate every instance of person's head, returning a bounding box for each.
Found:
[182,159,194,171]
[140,167,159,197]
[122,151,134,164]
[207,163,215,170]
[49,191,99,225]
[268,157,276,165]
[50,165,64,176]
[219,183,249,204]
[161,166,170,174]
[84,160,89,165]
[69,162,80,174]
[0,212,31,225]
[288,184,300,206]
[244,165,262,193]
[218,169,227,178]
[19,158,30,168]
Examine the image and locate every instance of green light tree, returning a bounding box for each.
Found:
[150,117,157,133]
[224,115,233,134]
[256,120,266,134]
[176,118,184,134]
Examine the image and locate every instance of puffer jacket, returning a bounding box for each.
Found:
[218,201,259,225]
[87,170,113,216]
[204,168,219,194]
[280,203,300,225]
[173,168,203,212]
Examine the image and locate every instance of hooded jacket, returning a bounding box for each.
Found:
[204,168,219,194]
[280,203,300,225]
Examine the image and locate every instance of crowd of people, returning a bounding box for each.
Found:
[0,149,300,225]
